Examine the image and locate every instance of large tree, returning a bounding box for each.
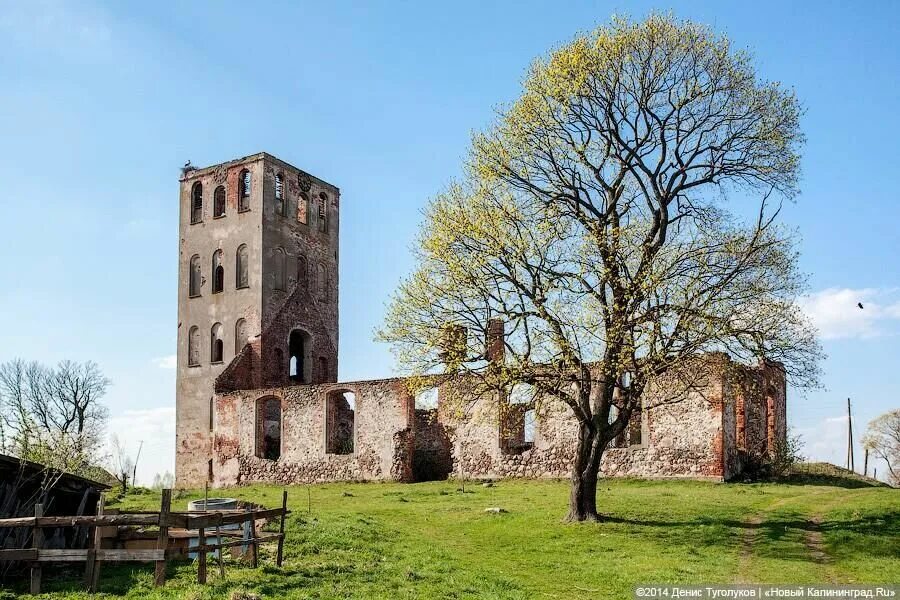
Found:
[379,14,822,521]
[0,359,110,475]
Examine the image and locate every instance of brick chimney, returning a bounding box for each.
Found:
[485,318,505,364]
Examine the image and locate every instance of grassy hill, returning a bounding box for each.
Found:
[9,471,898,599]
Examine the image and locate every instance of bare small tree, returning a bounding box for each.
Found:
[109,434,135,493]
[0,359,109,475]
[379,14,822,521]
[863,409,899,486]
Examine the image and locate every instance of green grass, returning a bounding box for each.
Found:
[7,472,898,599]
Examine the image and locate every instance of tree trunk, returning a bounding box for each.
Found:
[566,423,602,522]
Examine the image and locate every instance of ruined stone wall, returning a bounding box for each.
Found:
[212,378,413,486]
[439,357,733,481]
[208,353,783,486]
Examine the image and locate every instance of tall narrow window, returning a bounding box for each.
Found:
[289,329,311,383]
[213,185,226,218]
[273,248,286,290]
[239,169,251,211]
[234,318,248,354]
[628,409,643,447]
[317,264,327,300]
[318,356,328,382]
[235,244,249,289]
[317,193,328,232]
[274,173,285,216]
[189,254,201,297]
[256,396,281,460]
[326,390,355,455]
[212,250,224,293]
[297,255,308,290]
[188,326,200,366]
[298,193,309,224]
[211,323,224,363]
[191,182,203,224]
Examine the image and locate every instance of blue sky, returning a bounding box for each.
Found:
[1,0,898,484]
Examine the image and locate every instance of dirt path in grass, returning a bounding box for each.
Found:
[736,492,838,583]
[803,514,838,582]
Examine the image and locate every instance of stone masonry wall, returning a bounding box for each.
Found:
[209,355,785,486]
[213,378,413,486]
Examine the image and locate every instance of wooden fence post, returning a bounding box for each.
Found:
[154,488,171,586]
[29,503,43,595]
[88,495,105,592]
[197,527,207,584]
[276,490,287,567]
[216,513,225,579]
[249,516,258,569]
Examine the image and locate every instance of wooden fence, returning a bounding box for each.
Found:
[0,489,289,594]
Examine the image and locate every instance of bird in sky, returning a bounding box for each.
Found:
[858,302,864,309]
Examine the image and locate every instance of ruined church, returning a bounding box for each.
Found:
[175,153,787,488]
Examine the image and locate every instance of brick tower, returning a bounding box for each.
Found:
[175,153,340,486]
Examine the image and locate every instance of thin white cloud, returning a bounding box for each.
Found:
[152,355,177,369]
[798,288,900,339]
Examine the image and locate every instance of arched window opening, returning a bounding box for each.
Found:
[234,318,248,354]
[238,169,251,211]
[191,182,203,224]
[189,255,202,297]
[297,255,308,290]
[210,322,224,363]
[235,244,249,289]
[213,185,226,218]
[273,247,286,290]
[316,264,327,300]
[188,326,200,366]
[298,193,309,224]
[524,409,537,444]
[274,173,285,216]
[414,387,438,410]
[255,396,281,460]
[212,250,224,293]
[288,329,312,383]
[326,390,355,455]
[317,193,328,232]
[501,383,536,455]
[628,409,643,447]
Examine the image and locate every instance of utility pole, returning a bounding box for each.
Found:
[846,398,855,472]
[863,447,869,477]
[132,440,144,488]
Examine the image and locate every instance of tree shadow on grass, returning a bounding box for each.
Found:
[599,509,900,563]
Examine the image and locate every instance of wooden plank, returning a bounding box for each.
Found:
[96,549,165,561]
[154,489,171,587]
[191,533,282,553]
[37,549,89,561]
[88,495,105,593]
[0,514,161,528]
[197,527,207,584]
[277,490,287,567]
[186,507,290,529]
[30,503,43,595]
[0,549,38,561]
